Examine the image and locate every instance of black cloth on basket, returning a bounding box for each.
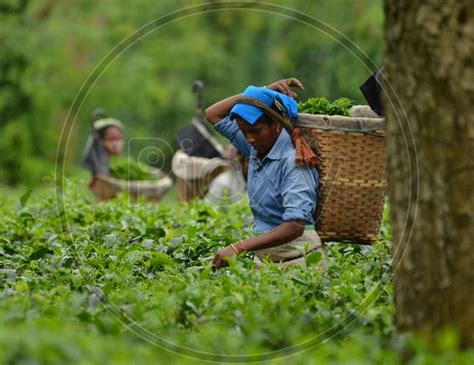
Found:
[360,67,384,117]
[175,116,224,159]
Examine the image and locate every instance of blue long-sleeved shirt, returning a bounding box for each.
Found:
[214,115,319,233]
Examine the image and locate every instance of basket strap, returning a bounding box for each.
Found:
[234,97,319,168]
[235,97,294,132]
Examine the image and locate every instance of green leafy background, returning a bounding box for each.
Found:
[1,0,383,186]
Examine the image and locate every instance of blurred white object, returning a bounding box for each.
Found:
[349,105,379,118]
[206,169,246,204]
[172,149,230,180]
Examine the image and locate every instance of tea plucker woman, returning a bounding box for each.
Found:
[205,78,322,268]
[82,115,124,190]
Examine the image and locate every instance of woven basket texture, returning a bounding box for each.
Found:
[296,113,386,244]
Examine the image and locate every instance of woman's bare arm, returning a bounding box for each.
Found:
[204,94,242,125]
[212,221,305,268]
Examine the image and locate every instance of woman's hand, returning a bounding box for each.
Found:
[212,245,240,269]
[211,220,306,269]
[265,78,305,99]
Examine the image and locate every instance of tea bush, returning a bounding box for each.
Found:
[0,181,473,364]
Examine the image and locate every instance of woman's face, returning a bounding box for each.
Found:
[102,126,124,156]
[236,116,280,158]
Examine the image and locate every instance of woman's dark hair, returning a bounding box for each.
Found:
[257,102,284,125]
[91,107,121,140]
[91,107,109,139]
[96,126,115,139]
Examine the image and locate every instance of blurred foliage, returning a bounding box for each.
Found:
[109,156,157,180]
[0,0,383,186]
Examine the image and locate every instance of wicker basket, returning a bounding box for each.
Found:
[172,150,233,201]
[175,164,229,202]
[91,174,173,202]
[295,113,386,244]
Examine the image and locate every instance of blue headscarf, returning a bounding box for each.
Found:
[230,85,298,125]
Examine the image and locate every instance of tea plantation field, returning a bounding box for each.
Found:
[0,181,472,364]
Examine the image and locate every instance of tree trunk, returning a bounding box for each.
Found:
[384,0,474,346]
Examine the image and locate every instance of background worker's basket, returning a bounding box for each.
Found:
[91,173,173,202]
[172,150,232,201]
[295,111,386,244]
[173,80,229,201]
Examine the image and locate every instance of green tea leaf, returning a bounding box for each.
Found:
[305,251,322,266]
[109,157,156,181]
[298,97,355,116]
[29,246,53,261]
[19,189,33,207]
[149,252,176,270]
